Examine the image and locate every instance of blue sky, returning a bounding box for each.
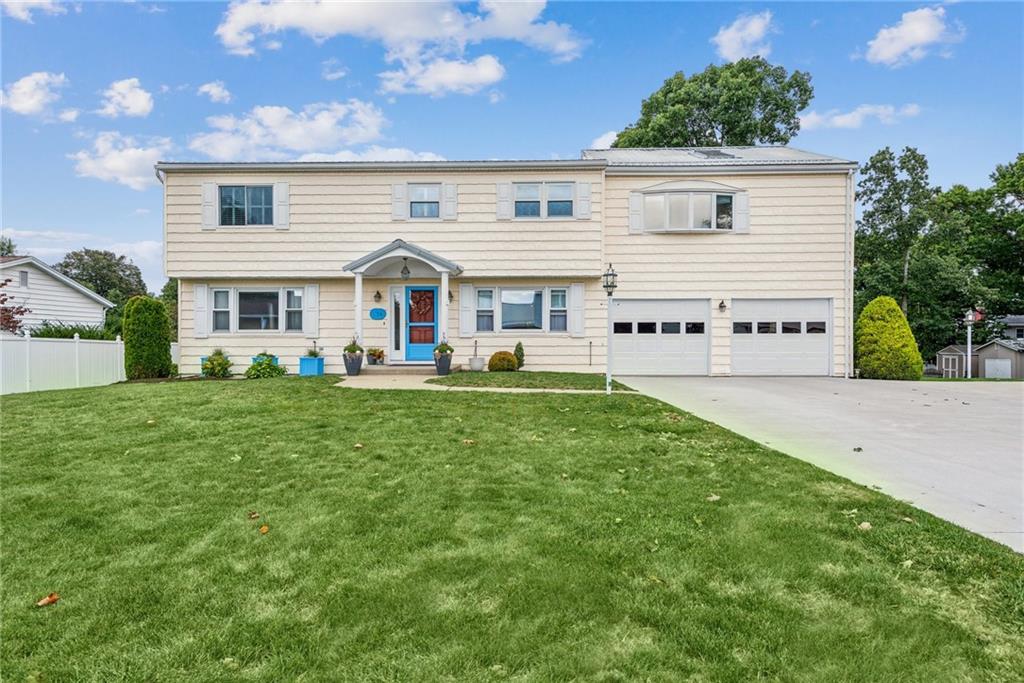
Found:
[2,0,1021,290]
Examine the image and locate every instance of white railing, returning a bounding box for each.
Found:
[0,332,127,395]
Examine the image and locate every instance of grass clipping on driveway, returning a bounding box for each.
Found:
[427,370,634,391]
[2,377,1022,681]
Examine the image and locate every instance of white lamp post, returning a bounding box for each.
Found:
[964,309,975,379]
[602,263,618,395]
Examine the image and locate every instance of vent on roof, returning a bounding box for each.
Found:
[693,149,736,159]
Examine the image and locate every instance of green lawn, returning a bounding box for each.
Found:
[2,378,1022,681]
[428,370,634,391]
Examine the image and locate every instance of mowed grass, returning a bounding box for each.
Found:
[2,378,1023,681]
[427,370,634,391]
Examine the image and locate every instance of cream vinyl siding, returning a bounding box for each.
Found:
[165,171,604,279]
[603,173,851,376]
[0,263,106,329]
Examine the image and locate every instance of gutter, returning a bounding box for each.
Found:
[604,163,859,176]
[154,160,609,173]
[845,168,855,378]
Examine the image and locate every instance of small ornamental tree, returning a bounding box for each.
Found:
[122,295,173,379]
[855,296,924,380]
[513,341,525,369]
[0,278,29,333]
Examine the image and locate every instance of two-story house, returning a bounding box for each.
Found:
[157,146,856,377]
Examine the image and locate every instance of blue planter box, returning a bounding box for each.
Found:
[251,355,279,366]
[299,356,325,376]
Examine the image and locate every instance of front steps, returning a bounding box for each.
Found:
[361,364,462,376]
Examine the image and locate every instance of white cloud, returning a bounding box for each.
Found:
[97,78,154,118]
[487,89,504,105]
[188,99,388,161]
[380,55,505,96]
[58,108,79,122]
[800,103,921,131]
[69,131,171,190]
[1,71,68,116]
[296,146,445,162]
[321,58,348,81]
[590,130,617,149]
[264,39,282,50]
[864,7,965,67]
[215,0,583,96]
[711,10,776,61]
[134,208,151,215]
[197,80,232,103]
[0,0,65,22]
[1,228,95,242]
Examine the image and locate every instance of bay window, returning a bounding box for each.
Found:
[642,191,734,231]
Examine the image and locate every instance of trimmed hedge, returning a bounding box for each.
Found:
[122,295,173,379]
[32,321,113,340]
[855,296,924,380]
[488,351,518,372]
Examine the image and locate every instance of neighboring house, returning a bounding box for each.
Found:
[157,146,856,376]
[0,255,113,330]
[993,314,1024,341]
[935,345,979,378]
[975,339,1024,379]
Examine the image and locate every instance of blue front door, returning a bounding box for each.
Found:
[405,286,437,361]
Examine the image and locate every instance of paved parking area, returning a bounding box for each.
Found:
[624,377,1024,551]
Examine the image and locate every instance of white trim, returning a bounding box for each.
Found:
[215,183,276,228]
[206,286,312,335]
[512,181,578,220]
[639,190,737,232]
[469,285,575,336]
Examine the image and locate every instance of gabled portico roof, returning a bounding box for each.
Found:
[342,239,463,275]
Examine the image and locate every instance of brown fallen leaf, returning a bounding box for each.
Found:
[462,439,476,445]
[259,524,269,535]
[247,511,259,520]
[35,592,59,607]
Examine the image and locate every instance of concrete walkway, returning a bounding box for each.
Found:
[624,376,1024,552]
[335,374,607,394]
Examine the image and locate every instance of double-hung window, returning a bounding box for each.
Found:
[212,289,231,332]
[476,289,494,332]
[643,191,733,231]
[549,288,568,331]
[18,270,28,287]
[284,289,303,331]
[514,182,574,218]
[409,184,440,218]
[219,185,273,226]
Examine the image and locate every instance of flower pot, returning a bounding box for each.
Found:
[299,356,324,376]
[434,352,453,376]
[368,355,379,365]
[344,352,363,376]
[468,356,485,372]
[251,355,278,366]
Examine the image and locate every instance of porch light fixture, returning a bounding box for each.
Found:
[400,258,411,281]
[448,290,455,304]
[373,290,382,303]
[602,263,618,396]
[718,300,727,312]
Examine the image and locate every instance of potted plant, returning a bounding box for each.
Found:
[468,339,485,372]
[367,347,385,365]
[344,337,364,376]
[251,350,279,366]
[299,343,324,376]
[434,340,454,376]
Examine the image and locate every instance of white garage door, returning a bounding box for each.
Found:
[612,299,709,375]
[984,358,1011,379]
[731,299,832,376]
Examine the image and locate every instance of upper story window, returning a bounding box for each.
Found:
[409,184,440,218]
[219,185,273,226]
[514,182,574,218]
[643,191,733,231]
[18,270,28,287]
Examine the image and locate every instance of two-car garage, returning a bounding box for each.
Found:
[612,298,832,376]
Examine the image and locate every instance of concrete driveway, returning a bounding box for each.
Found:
[624,377,1024,551]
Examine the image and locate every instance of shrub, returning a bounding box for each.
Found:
[32,321,113,340]
[488,351,517,372]
[855,296,924,380]
[344,337,364,355]
[202,349,232,378]
[305,346,322,358]
[245,355,286,379]
[514,341,525,369]
[434,341,453,354]
[122,295,173,379]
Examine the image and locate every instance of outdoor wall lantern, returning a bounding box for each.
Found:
[400,258,411,281]
[373,290,382,303]
[448,290,455,304]
[718,300,727,312]
[601,263,618,295]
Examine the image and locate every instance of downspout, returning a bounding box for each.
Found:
[845,168,855,378]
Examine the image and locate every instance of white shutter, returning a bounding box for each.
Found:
[496,182,512,220]
[273,182,289,230]
[459,283,474,337]
[442,182,458,220]
[193,284,209,338]
[391,183,408,220]
[628,192,643,234]
[303,284,319,338]
[569,282,585,338]
[733,192,750,234]
[201,183,217,229]
[576,182,592,219]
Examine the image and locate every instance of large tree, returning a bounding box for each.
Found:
[54,249,148,336]
[612,57,813,148]
[0,235,16,256]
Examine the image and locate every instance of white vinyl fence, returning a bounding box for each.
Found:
[0,332,127,395]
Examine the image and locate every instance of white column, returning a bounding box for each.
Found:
[354,272,363,344]
[439,271,449,342]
